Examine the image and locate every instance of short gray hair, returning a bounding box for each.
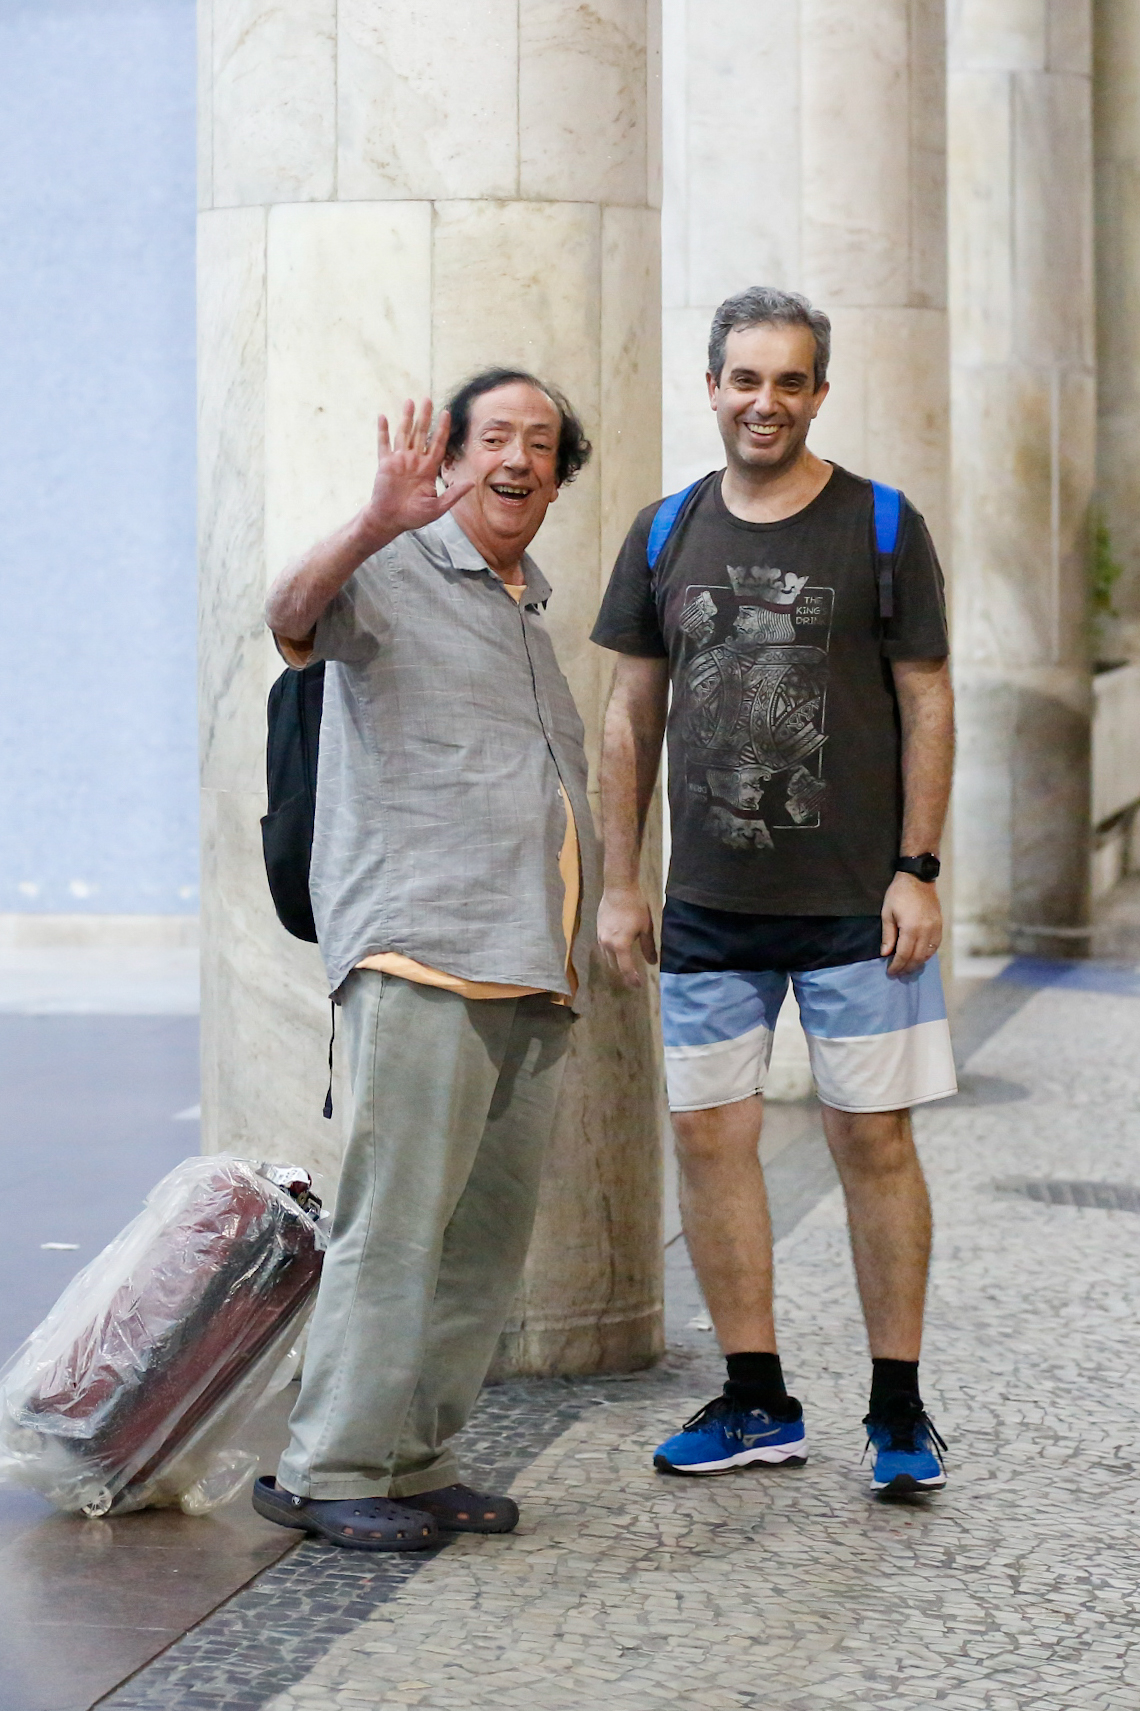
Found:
[708,287,831,390]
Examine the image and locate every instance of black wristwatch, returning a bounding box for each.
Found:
[895,853,941,883]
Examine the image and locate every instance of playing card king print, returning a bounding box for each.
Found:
[677,563,834,853]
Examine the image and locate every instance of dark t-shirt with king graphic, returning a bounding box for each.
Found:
[590,465,949,916]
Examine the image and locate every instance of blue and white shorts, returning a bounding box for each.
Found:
[659,903,957,1115]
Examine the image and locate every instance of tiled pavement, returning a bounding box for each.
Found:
[103,968,1140,1710]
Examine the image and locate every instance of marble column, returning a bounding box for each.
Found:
[949,3,1095,957]
[198,1,665,1375]
[1094,0,1140,659]
[663,0,949,536]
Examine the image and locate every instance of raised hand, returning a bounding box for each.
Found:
[265,399,475,642]
[358,399,473,549]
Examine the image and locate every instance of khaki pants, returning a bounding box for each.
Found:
[278,971,572,1501]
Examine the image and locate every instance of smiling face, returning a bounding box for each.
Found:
[708,322,828,478]
[444,382,562,570]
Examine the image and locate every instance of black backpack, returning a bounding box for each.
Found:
[261,662,325,942]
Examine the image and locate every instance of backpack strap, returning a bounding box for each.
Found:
[647,478,704,570]
[870,480,902,621]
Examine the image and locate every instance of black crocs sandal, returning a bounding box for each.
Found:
[402,1482,519,1534]
[252,1476,440,1551]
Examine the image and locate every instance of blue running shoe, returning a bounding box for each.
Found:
[654,1392,807,1476]
[864,1397,947,1495]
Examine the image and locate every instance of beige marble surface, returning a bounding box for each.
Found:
[209,0,336,208]
[811,305,950,546]
[949,0,1048,69]
[199,786,347,1197]
[661,305,723,490]
[198,206,270,800]
[199,2,665,1378]
[953,664,1092,954]
[600,205,663,608]
[645,0,663,213]
[495,942,666,1377]
[909,0,951,310]
[949,0,1095,949]
[1049,0,1092,73]
[951,366,1058,670]
[679,2,800,309]
[1095,0,1140,632]
[660,0,949,547]
[519,0,649,206]
[1054,365,1098,652]
[801,1,914,305]
[265,201,433,574]
[1012,71,1094,368]
[431,201,602,407]
[947,69,1015,366]
[337,0,519,201]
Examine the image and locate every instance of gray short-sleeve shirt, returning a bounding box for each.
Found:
[299,512,597,1001]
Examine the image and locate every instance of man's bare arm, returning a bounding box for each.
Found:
[881,656,955,976]
[597,654,670,987]
[264,400,472,645]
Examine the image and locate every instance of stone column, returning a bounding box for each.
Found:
[198,1,664,1375]
[949,5,1096,957]
[663,0,949,535]
[662,0,950,1061]
[1094,0,1140,659]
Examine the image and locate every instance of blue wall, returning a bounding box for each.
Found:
[0,0,197,914]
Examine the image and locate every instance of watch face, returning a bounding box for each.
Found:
[900,855,940,882]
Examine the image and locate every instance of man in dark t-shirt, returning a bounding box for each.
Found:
[591,286,957,1498]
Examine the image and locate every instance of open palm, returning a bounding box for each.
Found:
[361,398,471,540]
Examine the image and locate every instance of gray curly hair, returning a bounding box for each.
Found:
[708,287,831,391]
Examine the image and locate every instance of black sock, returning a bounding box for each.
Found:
[869,1358,921,1417]
[724,1351,790,1415]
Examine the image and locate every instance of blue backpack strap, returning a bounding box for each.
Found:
[647,478,703,570]
[870,480,902,621]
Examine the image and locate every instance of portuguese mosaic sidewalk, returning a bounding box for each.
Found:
[105,964,1140,1711]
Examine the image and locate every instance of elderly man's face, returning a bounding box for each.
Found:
[445,382,561,560]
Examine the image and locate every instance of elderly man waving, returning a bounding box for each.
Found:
[254,371,594,1551]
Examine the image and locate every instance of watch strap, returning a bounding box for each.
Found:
[895,854,941,882]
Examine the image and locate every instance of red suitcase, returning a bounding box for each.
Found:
[0,1156,325,1515]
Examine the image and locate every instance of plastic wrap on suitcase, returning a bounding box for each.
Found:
[0,1155,326,1516]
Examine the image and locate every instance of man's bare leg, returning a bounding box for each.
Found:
[671,1095,776,1353]
[819,1105,931,1361]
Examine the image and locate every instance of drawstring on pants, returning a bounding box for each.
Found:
[323,1001,336,1119]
